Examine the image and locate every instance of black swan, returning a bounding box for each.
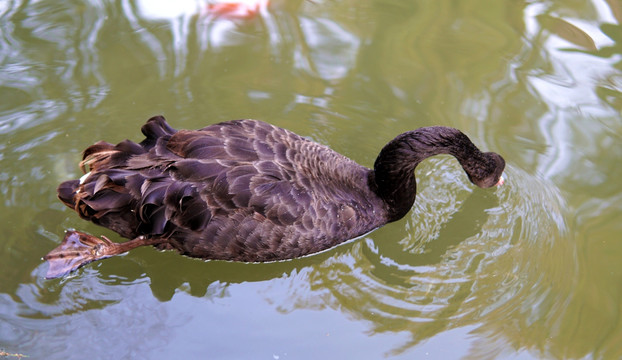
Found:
[44,116,505,278]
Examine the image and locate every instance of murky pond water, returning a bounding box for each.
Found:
[1,0,621,359]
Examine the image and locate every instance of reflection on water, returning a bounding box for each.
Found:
[1,0,622,359]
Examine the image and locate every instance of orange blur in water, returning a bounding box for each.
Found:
[207,0,269,19]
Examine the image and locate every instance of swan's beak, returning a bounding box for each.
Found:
[495,176,505,187]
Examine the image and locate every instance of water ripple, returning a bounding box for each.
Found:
[272,159,572,356]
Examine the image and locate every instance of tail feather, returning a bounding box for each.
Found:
[55,115,185,242]
[80,141,116,172]
[81,138,147,173]
[140,115,176,149]
[58,180,80,208]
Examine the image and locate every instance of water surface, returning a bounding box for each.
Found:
[1,0,621,359]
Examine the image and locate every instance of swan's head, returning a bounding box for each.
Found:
[467,152,506,188]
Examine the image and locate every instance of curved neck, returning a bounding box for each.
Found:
[370,126,483,222]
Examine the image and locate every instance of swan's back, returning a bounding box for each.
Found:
[58,116,387,261]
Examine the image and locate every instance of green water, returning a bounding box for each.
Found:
[1,0,621,359]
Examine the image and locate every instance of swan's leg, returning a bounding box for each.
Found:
[43,230,164,279]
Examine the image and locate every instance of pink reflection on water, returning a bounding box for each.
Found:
[207,0,269,19]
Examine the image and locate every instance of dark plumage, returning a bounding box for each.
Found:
[44,116,505,278]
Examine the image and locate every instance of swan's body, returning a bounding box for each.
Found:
[44,116,504,278]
